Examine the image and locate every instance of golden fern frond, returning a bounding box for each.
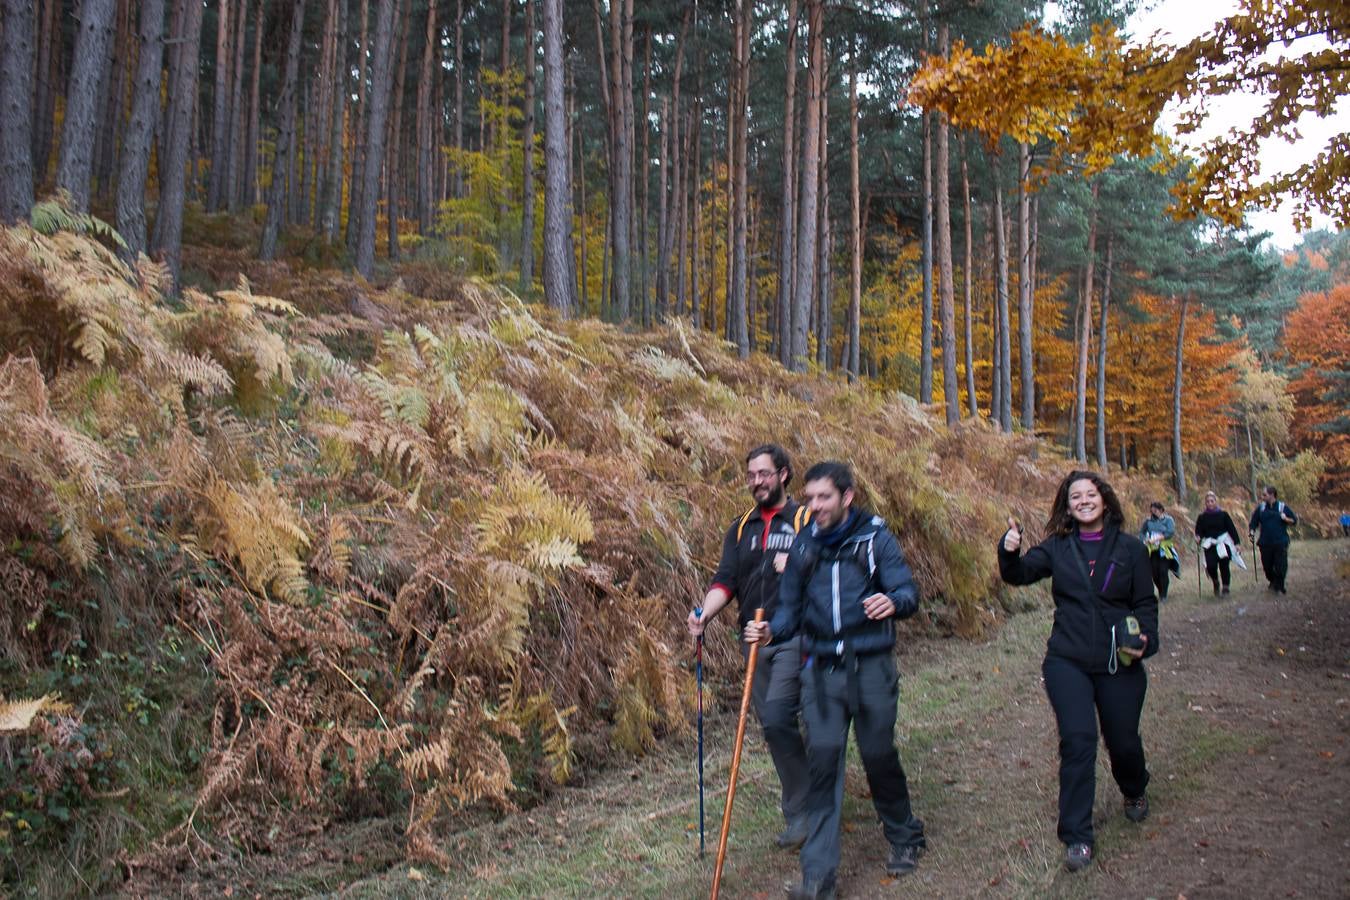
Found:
[204,477,312,604]
[160,349,234,396]
[0,694,74,734]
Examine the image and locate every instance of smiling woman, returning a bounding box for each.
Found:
[998,468,1159,873]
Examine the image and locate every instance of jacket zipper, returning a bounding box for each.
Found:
[832,561,843,656]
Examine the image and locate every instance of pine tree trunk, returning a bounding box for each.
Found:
[993,165,1012,432]
[675,107,689,315]
[226,0,248,210]
[321,0,347,242]
[658,8,690,319]
[150,0,203,287]
[114,0,164,255]
[607,0,634,320]
[207,0,232,212]
[520,0,536,288]
[93,0,130,204]
[0,0,36,223]
[576,93,588,308]
[847,59,861,382]
[542,0,575,314]
[32,0,59,182]
[776,0,799,368]
[814,84,829,370]
[56,0,117,212]
[656,97,670,318]
[1172,295,1189,501]
[415,0,437,233]
[638,24,652,324]
[690,101,702,328]
[1095,233,1113,469]
[1074,181,1099,461]
[354,0,396,278]
[347,0,372,251]
[961,136,976,417]
[244,0,262,205]
[386,3,411,262]
[935,24,958,424]
[259,0,307,261]
[789,0,821,372]
[453,0,464,198]
[1017,141,1034,430]
[920,116,934,402]
[729,0,750,356]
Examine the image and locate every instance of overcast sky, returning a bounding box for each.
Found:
[1126,0,1347,249]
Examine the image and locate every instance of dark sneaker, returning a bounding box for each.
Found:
[1124,794,1149,823]
[886,843,922,877]
[775,822,808,851]
[1065,842,1093,872]
[786,877,836,900]
[1221,585,1230,595]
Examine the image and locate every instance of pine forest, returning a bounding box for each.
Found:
[0,0,1347,894]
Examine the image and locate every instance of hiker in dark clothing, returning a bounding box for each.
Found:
[1195,491,1242,595]
[1138,501,1178,600]
[745,461,925,900]
[999,470,1158,874]
[1249,486,1297,594]
[688,444,811,850]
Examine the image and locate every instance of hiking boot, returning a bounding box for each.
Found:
[886,843,922,877]
[786,877,836,900]
[1064,843,1093,872]
[1213,584,1220,597]
[775,822,809,851]
[1221,585,1230,596]
[1124,794,1150,823]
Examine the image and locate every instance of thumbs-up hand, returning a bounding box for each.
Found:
[1002,516,1022,553]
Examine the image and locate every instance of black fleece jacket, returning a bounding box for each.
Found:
[998,523,1159,673]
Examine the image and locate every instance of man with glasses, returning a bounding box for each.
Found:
[688,444,812,851]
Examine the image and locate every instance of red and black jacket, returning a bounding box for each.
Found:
[710,500,811,631]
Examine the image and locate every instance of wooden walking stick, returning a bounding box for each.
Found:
[710,607,764,900]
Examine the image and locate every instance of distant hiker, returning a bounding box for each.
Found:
[744,461,925,899]
[688,444,811,852]
[1249,486,1297,594]
[1339,512,1349,537]
[1138,501,1179,600]
[1195,491,1243,596]
[998,470,1158,874]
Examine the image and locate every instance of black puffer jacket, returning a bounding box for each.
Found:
[770,509,919,657]
[998,523,1159,673]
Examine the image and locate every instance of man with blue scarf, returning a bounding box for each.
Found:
[745,461,925,900]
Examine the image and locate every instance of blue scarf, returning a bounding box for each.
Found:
[814,509,857,547]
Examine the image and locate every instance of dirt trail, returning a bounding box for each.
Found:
[126,541,1349,899]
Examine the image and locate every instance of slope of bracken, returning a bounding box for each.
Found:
[0,219,1175,891]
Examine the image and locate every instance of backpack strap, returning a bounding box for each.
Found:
[793,505,811,533]
[734,507,757,543]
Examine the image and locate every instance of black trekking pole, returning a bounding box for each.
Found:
[693,607,705,859]
[1196,542,1202,599]
[1251,534,1260,586]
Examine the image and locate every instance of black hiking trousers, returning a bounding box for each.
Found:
[1259,542,1289,592]
[1203,546,1233,589]
[797,650,925,885]
[1148,552,1170,599]
[1042,653,1149,848]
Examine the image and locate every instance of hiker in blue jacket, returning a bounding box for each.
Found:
[999,470,1158,873]
[1249,486,1297,594]
[745,461,925,900]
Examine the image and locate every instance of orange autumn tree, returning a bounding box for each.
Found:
[907,24,1164,178]
[1282,283,1350,495]
[1104,292,1238,465]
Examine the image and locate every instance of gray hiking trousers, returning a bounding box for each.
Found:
[743,635,810,828]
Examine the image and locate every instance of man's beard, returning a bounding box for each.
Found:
[755,484,785,510]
